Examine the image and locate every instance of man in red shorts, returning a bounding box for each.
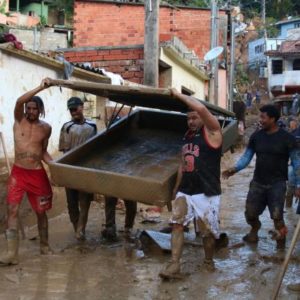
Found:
[0,78,55,266]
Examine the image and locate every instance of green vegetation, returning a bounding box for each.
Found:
[165,0,300,19]
[49,0,74,20]
[0,0,6,14]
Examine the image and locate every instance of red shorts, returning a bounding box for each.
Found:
[7,164,52,213]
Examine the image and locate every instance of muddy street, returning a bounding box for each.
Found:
[0,143,300,299]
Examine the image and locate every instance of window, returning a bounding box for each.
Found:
[254,44,264,54]
[181,87,194,96]
[293,59,300,70]
[272,60,283,74]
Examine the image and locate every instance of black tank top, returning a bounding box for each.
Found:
[178,127,222,196]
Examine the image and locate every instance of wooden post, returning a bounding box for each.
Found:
[272,217,300,299]
[144,0,160,87]
[0,132,11,174]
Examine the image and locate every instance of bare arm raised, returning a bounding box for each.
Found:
[170,88,222,148]
[14,78,53,122]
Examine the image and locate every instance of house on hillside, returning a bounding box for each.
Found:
[0,0,72,51]
[248,17,300,72]
[265,40,300,98]
[0,43,109,159]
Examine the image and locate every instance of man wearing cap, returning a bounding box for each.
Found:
[59,97,97,240]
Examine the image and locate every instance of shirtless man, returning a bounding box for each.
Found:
[0,78,54,265]
[159,89,222,279]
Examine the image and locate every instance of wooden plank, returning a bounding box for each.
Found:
[49,79,235,117]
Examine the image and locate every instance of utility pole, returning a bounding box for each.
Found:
[229,14,235,112]
[209,0,219,106]
[262,0,267,38]
[144,0,160,87]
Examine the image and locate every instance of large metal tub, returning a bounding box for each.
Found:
[49,79,238,206]
[50,109,237,207]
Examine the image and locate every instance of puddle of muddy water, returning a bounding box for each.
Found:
[0,119,300,299]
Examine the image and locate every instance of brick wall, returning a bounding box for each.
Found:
[73,1,227,59]
[64,46,144,84]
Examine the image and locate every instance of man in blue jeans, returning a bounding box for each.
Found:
[223,105,300,249]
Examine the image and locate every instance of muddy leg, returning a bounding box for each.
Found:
[159,196,187,279]
[273,219,287,250]
[102,196,118,242]
[0,204,19,266]
[159,225,184,279]
[65,188,79,232]
[37,212,53,255]
[75,192,92,241]
[197,219,216,271]
[243,216,261,243]
[285,185,294,208]
[124,200,137,238]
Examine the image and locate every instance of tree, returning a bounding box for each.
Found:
[49,0,74,20]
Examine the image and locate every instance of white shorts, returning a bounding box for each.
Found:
[171,191,221,238]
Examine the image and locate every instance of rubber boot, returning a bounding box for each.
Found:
[159,229,184,279]
[39,227,53,255]
[287,282,300,292]
[203,235,216,272]
[285,186,294,208]
[0,229,19,266]
[243,219,261,243]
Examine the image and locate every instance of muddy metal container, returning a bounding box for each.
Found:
[49,80,238,206]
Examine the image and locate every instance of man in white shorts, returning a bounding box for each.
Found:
[159,89,222,279]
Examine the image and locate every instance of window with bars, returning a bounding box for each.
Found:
[293,59,300,70]
[272,60,283,74]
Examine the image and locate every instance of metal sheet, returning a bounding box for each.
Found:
[49,109,237,206]
[142,230,171,251]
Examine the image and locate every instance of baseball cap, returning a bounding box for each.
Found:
[67,97,83,109]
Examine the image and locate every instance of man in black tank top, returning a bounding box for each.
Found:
[159,89,222,280]
[223,105,300,249]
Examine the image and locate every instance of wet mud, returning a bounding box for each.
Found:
[0,118,300,299]
[77,128,182,179]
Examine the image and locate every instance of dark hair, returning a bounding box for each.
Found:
[260,104,280,122]
[26,96,45,118]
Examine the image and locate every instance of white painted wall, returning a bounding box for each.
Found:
[0,50,98,159]
[160,48,206,100]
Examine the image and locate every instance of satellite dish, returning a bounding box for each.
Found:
[204,46,224,61]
